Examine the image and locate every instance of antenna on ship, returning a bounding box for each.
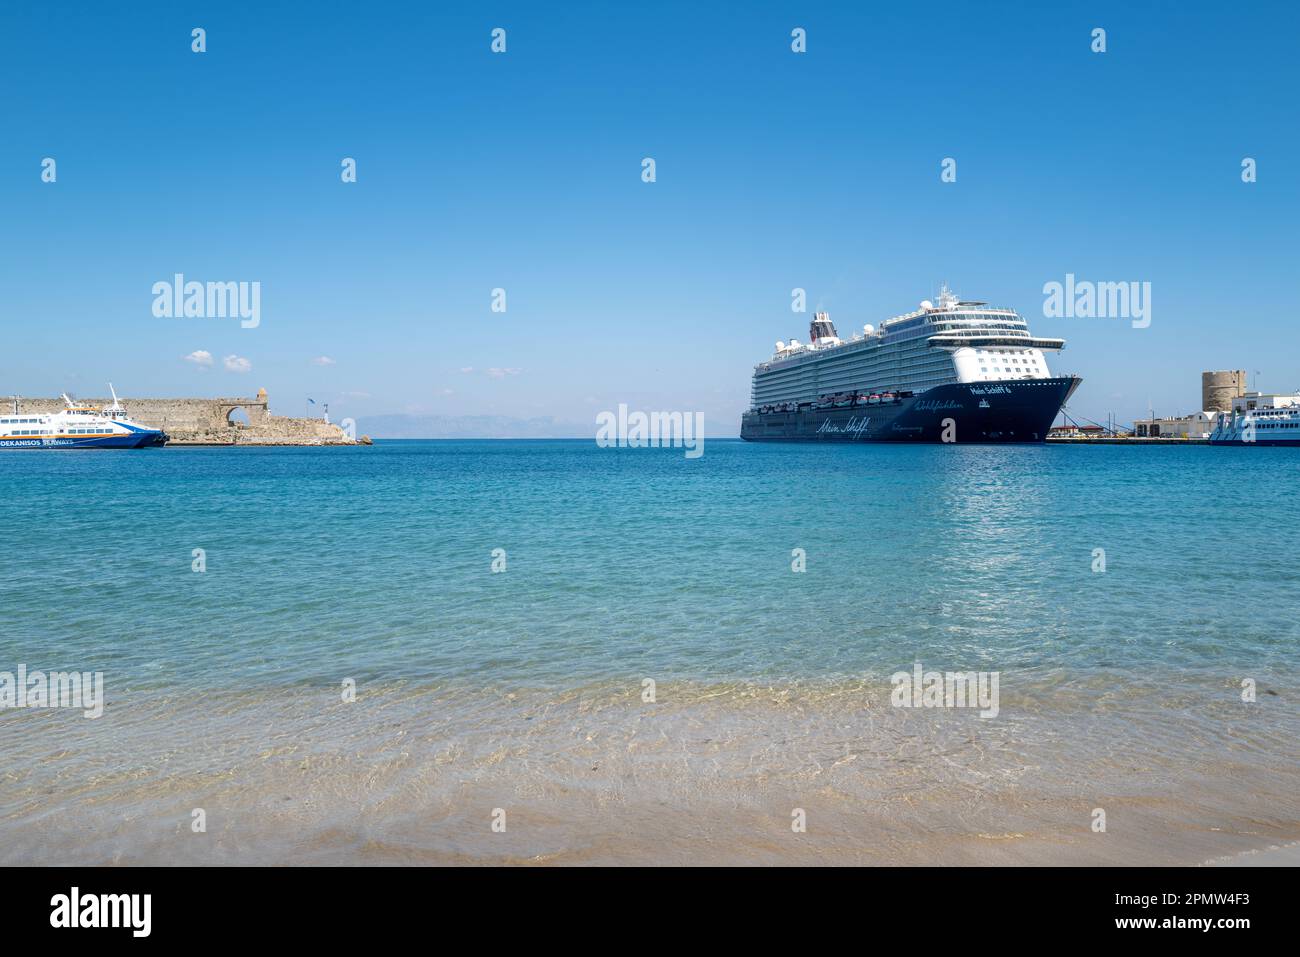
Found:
[106,383,127,417]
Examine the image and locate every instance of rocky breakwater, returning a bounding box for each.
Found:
[17,388,370,446]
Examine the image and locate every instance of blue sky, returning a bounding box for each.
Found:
[2,1,1297,433]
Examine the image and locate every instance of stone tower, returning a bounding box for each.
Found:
[1201,370,1246,412]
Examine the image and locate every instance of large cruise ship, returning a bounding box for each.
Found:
[0,386,167,449]
[740,285,1081,443]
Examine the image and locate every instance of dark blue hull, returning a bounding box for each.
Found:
[0,430,167,449]
[1208,439,1300,447]
[740,377,1082,443]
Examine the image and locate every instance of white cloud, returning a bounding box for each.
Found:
[459,366,475,374]
[486,367,521,379]
[224,355,252,373]
[183,350,214,367]
[311,356,336,366]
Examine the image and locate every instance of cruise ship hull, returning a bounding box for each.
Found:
[740,377,1081,443]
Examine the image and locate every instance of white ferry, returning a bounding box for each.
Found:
[741,285,1081,442]
[1209,391,1300,446]
[0,386,167,449]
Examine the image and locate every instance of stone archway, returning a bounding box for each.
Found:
[211,389,271,430]
[19,388,356,444]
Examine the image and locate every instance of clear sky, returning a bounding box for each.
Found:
[3,1,1297,433]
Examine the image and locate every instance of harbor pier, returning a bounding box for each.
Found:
[14,389,363,446]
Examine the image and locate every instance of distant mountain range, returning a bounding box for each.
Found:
[354,414,591,439]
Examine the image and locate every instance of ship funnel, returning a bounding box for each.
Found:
[809,311,838,343]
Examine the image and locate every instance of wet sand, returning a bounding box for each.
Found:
[2,677,1297,866]
[1207,842,1300,866]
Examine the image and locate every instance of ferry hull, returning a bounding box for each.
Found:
[740,377,1081,443]
[1209,438,1300,447]
[0,430,167,450]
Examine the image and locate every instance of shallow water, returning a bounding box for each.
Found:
[1,440,1297,864]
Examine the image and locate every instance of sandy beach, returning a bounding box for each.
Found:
[1207,842,1300,866]
[3,676,1297,866]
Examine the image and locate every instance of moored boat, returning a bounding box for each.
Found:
[0,385,167,449]
[741,285,1081,443]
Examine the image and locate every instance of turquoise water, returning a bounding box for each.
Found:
[2,439,1297,691]
[2,440,1299,865]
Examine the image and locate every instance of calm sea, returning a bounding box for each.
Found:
[1,440,1297,864]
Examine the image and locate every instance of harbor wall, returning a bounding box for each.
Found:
[14,389,361,445]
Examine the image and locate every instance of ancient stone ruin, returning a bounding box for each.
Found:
[16,388,366,445]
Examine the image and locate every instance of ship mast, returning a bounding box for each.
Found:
[107,382,126,416]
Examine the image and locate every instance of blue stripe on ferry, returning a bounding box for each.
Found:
[0,433,160,449]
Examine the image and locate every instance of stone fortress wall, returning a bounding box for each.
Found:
[1201,370,1247,414]
[14,388,364,445]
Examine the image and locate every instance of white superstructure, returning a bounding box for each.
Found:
[0,385,167,449]
[751,285,1067,409]
[1210,391,1300,445]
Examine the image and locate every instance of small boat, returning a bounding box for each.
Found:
[0,385,167,449]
